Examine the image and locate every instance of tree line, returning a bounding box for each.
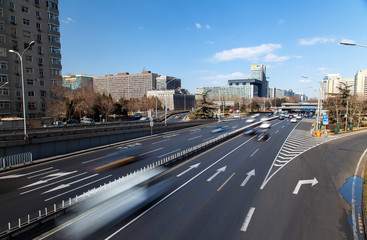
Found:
[46,84,162,122]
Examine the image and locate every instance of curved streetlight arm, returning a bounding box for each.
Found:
[340,41,367,48]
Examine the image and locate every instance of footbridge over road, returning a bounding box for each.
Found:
[273,102,317,113]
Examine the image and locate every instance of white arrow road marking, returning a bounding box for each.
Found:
[176,163,200,177]
[19,171,77,189]
[240,169,256,187]
[207,166,227,182]
[293,178,318,194]
[42,174,99,194]
[241,207,256,232]
[20,172,88,195]
[0,167,54,179]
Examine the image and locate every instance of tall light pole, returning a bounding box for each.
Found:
[9,41,35,139]
[302,75,322,133]
[164,77,177,126]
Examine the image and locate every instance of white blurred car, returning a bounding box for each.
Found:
[259,121,271,129]
[246,118,255,123]
[290,118,297,123]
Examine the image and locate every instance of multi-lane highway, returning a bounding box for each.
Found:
[1,116,366,239]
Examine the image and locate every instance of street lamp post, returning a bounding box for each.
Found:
[302,75,322,134]
[0,81,8,89]
[340,41,367,48]
[9,41,35,140]
[164,77,176,126]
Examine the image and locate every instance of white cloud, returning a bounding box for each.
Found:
[299,37,335,45]
[318,67,331,75]
[205,24,211,30]
[201,72,249,81]
[194,23,210,30]
[61,17,75,24]
[213,43,290,63]
[195,23,202,29]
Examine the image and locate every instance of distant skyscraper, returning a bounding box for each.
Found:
[0,0,62,120]
[156,76,181,90]
[354,70,367,98]
[250,64,268,97]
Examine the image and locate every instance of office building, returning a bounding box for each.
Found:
[93,71,159,100]
[147,88,195,111]
[195,85,255,101]
[62,74,94,90]
[0,0,62,120]
[156,76,181,90]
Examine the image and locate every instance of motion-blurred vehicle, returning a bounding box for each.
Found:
[224,113,230,118]
[259,121,271,129]
[91,143,144,172]
[140,116,149,120]
[260,117,269,121]
[246,118,255,123]
[175,115,181,119]
[290,118,297,123]
[212,126,224,133]
[257,131,269,141]
[296,115,302,120]
[278,116,284,120]
[244,127,257,135]
[134,112,143,119]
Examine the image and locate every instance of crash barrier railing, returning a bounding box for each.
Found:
[1,152,32,170]
[0,118,275,238]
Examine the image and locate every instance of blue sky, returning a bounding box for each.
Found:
[59,0,367,98]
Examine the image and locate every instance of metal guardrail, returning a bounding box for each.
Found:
[0,118,272,238]
[1,152,32,170]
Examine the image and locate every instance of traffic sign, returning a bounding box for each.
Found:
[322,114,329,125]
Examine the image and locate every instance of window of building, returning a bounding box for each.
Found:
[40,90,46,97]
[11,40,18,50]
[27,91,35,97]
[0,88,9,96]
[48,24,59,32]
[48,35,60,44]
[36,34,41,42]
[40,80,44,86]
[36,22,41,30]
[41,102,46,110]
[50,57,60,65]
[0,75,8,82]
[0,101,10,109]
[26,67,33,73]
[10,15,16,24]
[25,55,33,61]
[50,46,60,54]
[9,2,15,10]
[0,22,4,30]
[50,69,60,76]
[23,19,30,25]
[23,30,31,38]
[35,10,40,18]
[27,79,33,85]
[47,12,58,21]
[37,46,43,55]
[28,102,36,109]
[11,28,16,37]
[38,58,43,64]
[0,8,3,17]
[0,48,6,57]
[39,69,44,78]
[0,62,7,69]
[29,113,36,119]
[15,90,21,97]
[24,42,33,49]
[35,0,40,6]
[47,1,58,10]
[22,6,29,13]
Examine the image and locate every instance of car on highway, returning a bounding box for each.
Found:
[246,118,255,123]
[290,118,297,123]
[212,127,224,133]
[244,127,257,135]
[296,115,302,120]
[259,121,271,129]
[257,130,269,141]
[80,117,95,124]
[278,116,284,120]
[175,115,181,119]
[140,116,149,120]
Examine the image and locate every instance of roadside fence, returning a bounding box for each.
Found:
[1,152,33,170]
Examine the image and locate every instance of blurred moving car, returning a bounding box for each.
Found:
[296,115,302,120]
[246,118,255,123]
[278,116,284,120]
[134,112,142,119]
[175,115,181,119]
[140,116,149,120]
[259,121,271,129]
[91,143,143,172]
[257,131,269,141]
[244,127,257,135]
[290,118,297,123]
[212,127,224,133]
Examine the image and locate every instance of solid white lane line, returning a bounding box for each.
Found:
[250,149,259,157]
[241,207,255,232]
[157,149,181,158]
[275,130,279,134]
[266,137,271,142]
[217,172,235,191]
[152,139,170,145]
[188,135,202,141]
[140,147,164,156]
[20,172,88,195]
[27,169,59,179]
[44,175,112,202]
[202,137,215,142]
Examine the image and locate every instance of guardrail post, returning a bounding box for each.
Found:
[28,214,30,224]
[8,222,10,231]
[45,207,48,216]
[18,218,21,228]
[54,204,56,212]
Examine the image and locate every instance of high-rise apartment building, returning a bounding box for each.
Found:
[93,71,159,100]
[250,64,268,97]
[354,70,367,98]
[0,0,62,120]
[62,74,94,90]
[156,76,181,90]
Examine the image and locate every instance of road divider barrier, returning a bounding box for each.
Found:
[1,152,32,170]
